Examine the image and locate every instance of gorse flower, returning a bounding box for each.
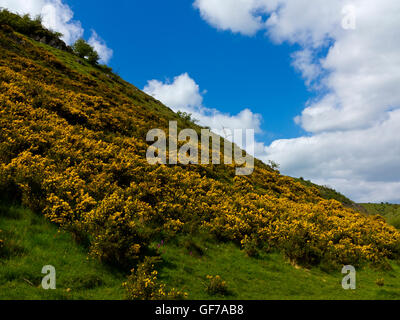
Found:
[123,257,187,300]
[206,275,229,296]
[0,25,399,291]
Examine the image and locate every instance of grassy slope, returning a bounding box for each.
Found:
[360,203,400,229]
[0,201,125,300]
[295,178,368,212]
[2,201,400,300]
[157,236,400,300]
[1,23,400,300]
[0,204,400,300]
[39,44,400,300]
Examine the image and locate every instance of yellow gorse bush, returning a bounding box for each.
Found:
[206,275,229,296]
[123,257,188,300]
[0,25,399,274]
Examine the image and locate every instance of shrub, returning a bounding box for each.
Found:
[87,50,100,65]
[1,24,400,290]
[0,9,65,48]
[123,257,187,300]
[376,278,385,287]
[267,160,280,172]
[72,39,92,58]
[241,235,261,258]
[205,275,229,296]
[72,39,99,65]
[85,192,154,267]
[177,111,198,124]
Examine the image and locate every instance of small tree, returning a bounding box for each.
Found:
[268,160,280,171]
[72,39,99,65]
[177,111,199,124]
[87,50,100,65]
[72,39,91,58]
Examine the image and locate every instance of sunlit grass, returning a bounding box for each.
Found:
[361,203,400,229]
[155,234,400,300]
[0,202,125,300]
[2,203,400,300]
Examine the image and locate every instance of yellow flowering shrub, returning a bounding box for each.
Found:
[123,257,187,300]
[206,275,229,296]
[0,25,399,279]
[376,278,385,287]
[85,191,155,266]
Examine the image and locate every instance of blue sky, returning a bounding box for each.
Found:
[65,0,309,145]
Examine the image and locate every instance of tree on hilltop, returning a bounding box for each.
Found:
[72,38,99,65]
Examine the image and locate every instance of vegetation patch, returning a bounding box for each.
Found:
[361,203,400,229]
[0,201,125,300]
[0,12,400,300]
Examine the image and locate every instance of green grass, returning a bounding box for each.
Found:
[30,37,97,77]
[2,18,400,301]
[1,203,400,300]
[295,178,360,208]
[154,235,400,300]
[0,202,125,300]
[360,203,400,229]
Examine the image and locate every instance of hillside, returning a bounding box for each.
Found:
[3,200,400,300]
[0,200,125,299]
[361,203,400,229]
[1,11,400,300]
[294,178,364,210]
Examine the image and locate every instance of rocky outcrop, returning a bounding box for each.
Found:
[33,34,72,53]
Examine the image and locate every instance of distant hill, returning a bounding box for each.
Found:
[1,10,400,299]
[360,203,400,229]
[295,178,354,205]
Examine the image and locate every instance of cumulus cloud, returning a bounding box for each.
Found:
[143,73,263,143]
[144,73,203,111]
[194,0,400,202]
[0,0,113,62]
[0,0,83,44]
[88,31,113,64]
[193,0,269,36]
[291,49,322,87]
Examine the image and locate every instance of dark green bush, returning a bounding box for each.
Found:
[0,9,63,44]
[72,39,99,65]
[205,275,230,296]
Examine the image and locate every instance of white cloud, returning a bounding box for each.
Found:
[194,0,400,203]
[291,49,322,87]
[193,0,269,36]
[0,0,113,62]
[143,73,263,142]
[88,30,113,64]
[144,73,203,111]
[0,0,83,44]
